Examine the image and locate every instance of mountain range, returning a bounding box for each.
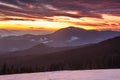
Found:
[0,29,53,37]
[0,26,120,52]
[0,29,19,37]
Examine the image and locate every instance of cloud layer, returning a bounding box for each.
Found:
[0,0,120,31]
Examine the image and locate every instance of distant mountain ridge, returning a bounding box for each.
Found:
[0,26,120,52]
[0,29,53,37]
[0,29,18,37]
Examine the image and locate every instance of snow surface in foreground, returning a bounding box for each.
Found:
[0,69,120,80]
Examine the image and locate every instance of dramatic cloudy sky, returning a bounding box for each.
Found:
[0,0,120,31]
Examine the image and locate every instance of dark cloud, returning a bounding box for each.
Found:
[0,0,18,5]
[52,11,102,19]
[73,22,108,27]
[0,0,120,21]
[0,17,35,21]
[72,21,120,29]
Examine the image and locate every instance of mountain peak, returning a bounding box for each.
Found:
[53,26,86,34]
[66,26,78,29]
[63,26,85,30]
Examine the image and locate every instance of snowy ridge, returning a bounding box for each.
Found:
[0,69,120,80]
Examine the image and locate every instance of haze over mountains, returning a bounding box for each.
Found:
[0,29,53,37]
[0,26,120,52]
[0,29,19,37]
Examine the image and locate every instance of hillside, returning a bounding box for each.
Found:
[0,36,120,74]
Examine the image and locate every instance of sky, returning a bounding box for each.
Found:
[0,0,120,31]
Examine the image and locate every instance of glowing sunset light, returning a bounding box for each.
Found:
[0,0,120,32]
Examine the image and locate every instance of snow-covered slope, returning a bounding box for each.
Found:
[0,69,120,80]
